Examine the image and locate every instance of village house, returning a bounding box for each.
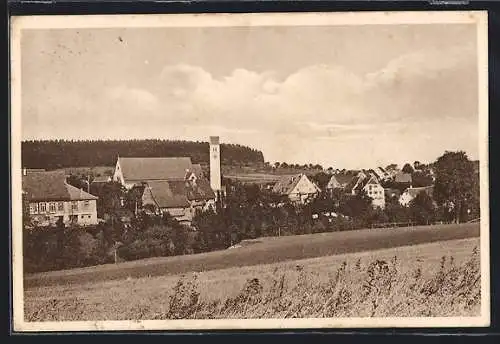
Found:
[385,165,401,178]
[112,136,222,226]
[373,167,391,181]
[346,173,386,209]
[22,170,99,227]
[399,186,434,207]
[272,173,321,204]
[325,174,355,193]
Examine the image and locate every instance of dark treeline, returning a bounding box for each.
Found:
[22,139,265,170]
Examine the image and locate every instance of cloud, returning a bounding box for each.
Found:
[152,42,476,143]
[366,45,475,85]
[22,43,478,168]
[106,85,159,109]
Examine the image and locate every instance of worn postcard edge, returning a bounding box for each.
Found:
[9,11,490,331]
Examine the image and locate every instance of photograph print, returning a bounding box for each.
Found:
[10,11,489,331]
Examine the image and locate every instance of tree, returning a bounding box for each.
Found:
[402,163,414,174]
[409,192,435,225]
[385,198,411,223]
[339,191,372,221]
[433,151,475,224]
[66,174,88,191]
[124,184,145,214]
[411,171,434,187]
[311,171,331,190]
[310,191,335,215]
[274,162,280,169]
[386,164,398,171]
[413,161,422,170]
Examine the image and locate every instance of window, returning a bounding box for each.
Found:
[57,202,64,211]
[49,202,56,213]
[29,203,38,214]
[83,200,90,208]
[71,201,78,211]
[39,202,46,213]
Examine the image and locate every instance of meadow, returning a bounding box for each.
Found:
[24,237,481,321]
[24,223,479,288]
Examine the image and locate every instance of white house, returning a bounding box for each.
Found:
[399,186,434,207]
[345,173,386,209]
[362,175,386,209]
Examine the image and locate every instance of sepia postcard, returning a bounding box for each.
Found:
[10,11,490,332]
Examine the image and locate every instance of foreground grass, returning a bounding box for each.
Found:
[24,223,479,288]
[25,238,481,321]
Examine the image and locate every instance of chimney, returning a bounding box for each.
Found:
[209,136,221,193]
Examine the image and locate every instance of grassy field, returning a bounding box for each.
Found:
[24,223,479,289]
[24,237,481,321]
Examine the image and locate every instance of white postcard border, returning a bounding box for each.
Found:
[10,10,490,332]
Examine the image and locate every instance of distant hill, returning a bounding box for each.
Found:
[21,139,265,170]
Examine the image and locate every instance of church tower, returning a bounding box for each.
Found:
[209,136,222,194]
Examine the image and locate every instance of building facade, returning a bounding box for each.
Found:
[22,170,99,227]
[362,176,386,209]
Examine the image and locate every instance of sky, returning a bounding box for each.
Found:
[20,24,480,169]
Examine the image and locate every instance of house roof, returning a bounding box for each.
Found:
[169,179,216,201]
[272,174,302,195]
[272,174,318,195]
[22,171,98,201]
[346,174,381,194]
[330,174,355,186]
[358,175,380,192]
[365,176,380,185]
[66,184,99,200]
[118,157,194,182]
[395,172,412,183]
[405,186,434,198]
[143,178,216,209]
[345,175,361,192]
[143,180,191,208]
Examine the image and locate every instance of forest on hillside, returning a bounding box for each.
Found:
[21,140,265,170]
